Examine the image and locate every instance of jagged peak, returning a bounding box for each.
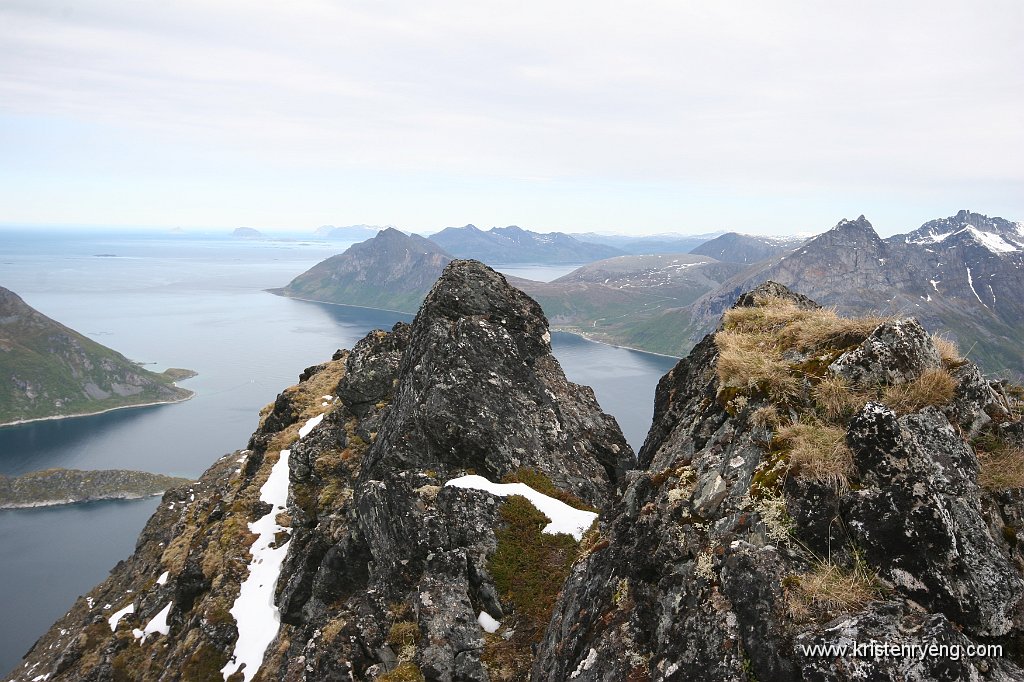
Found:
[831,214,876,233]
[416,259,549,343]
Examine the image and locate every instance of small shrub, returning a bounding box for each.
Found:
[776,421,854,489]
[387,620,421,648]
[377,662,426,682]
[881,368,957,415]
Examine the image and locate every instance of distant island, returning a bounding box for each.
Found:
[231,226,265,238]
[314,224,387,240]
[0,468,191,509]
[0,286,195,426]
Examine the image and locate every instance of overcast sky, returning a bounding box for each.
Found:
[1,0,1022,236]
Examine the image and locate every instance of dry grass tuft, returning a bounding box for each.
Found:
[812,375,868,421]
[723,296,887,353]
[786,557,884,624]
[977,439,1024,492]
[715,329,800,401]
[750,404,782,430]
[716,296,887,403]
[881,368,957,415]
[776,421,855,489]
[931,334,965,368]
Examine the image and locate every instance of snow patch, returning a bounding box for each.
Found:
[156,571,169,586]
[221,413,320,681]
[444,474,598,540]
[477,611,501,633]
[966,266,987,307]
[133,602,171,642]
[108,603,134,632]
[298,413,324,439]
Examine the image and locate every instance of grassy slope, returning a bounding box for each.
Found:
[0,294,193,424]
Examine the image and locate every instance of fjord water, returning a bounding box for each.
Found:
[0,232,675,674]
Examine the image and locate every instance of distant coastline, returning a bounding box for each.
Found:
[0,490,165,510]
[267,289,417,316]
[0,386,195,429]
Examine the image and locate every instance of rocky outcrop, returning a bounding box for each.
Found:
[534,281,1024,681]
[9,260,631,682]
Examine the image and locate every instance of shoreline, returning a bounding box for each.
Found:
[270,291,682,360]
[267,289,417,317]
[0,390,195,429]
[550,326,683,359]
[0,491,166,510]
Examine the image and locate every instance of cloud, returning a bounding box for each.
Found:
[0,0,1022,232]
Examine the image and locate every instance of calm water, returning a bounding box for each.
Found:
[0,232,676,674]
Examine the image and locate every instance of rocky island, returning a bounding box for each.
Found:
[0,286,195,426]
[9,261,1024,682]
[0,469,192,509]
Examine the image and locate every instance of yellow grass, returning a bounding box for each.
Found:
[881,368,957,415]
[931,334,964,367]
[977,442,1024,492]
[812,374,868,421]
[787,557,883,623]
[776,421,855,489]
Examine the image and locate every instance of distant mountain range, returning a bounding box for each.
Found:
[429,224,625,263]
[0,287,194,425]
[276,211,1023,377]
[685,211,1024,375]
[231,227,265,239]
[575,231,726,255]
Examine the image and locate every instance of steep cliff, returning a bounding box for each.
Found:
[9,260,631,682]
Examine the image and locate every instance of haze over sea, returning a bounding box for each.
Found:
[0,231,675,675]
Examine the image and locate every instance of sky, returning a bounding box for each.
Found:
[1,0,1022,237]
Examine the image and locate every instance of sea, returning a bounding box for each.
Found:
[0,230,677,675]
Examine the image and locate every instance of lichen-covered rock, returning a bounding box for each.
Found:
[830,318,942,386]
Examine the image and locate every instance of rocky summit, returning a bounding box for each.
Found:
[10,270,1024,682]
